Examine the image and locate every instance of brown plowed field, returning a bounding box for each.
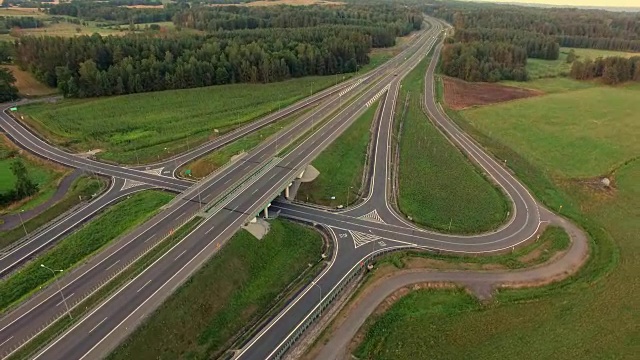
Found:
[443,76,542,110]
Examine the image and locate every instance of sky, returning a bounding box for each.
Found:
[471,0,639,8]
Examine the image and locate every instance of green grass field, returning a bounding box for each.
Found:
[462,83,640,178]
[108,219,323,360]
[527,47,639,80]
[354,75,639,359]
[0,137,68,214]
[19,75,342,164]
[396,58,509,233]
[297,101,378,207]
[0,190,172,312]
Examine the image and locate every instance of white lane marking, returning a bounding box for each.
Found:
[105,260,120,271]
[136,280,151,293]
[0,336,14,348]
[205,224,216,235]
[56,293,74,307]
[174,250,187,261]
[223,178,232,185]
[88,317,107,334]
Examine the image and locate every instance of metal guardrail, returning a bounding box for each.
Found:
[202,157,281,217]
[268,245,414,360]
[161,153,248,211]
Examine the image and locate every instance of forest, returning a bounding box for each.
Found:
[47,1,176,24]
[425,1,640,82]
[0,16,44,34]
[427,2,640,52]
[0,68,19,102]
[570,56,640,84]
[15,4,420,98]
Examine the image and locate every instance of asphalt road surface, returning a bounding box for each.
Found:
[0,15,585,360]
[0,19,440,359]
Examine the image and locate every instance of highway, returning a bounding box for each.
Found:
[0,18,440,359]
[0,33,412,276]
[0,14,584,360]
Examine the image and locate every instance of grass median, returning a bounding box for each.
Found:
[108,219,323,360]
[396,57,509,234]
[0,190,173,312]
[297,100,379,207]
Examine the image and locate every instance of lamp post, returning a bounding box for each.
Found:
[18,209,28,237]
[41,264,72,320]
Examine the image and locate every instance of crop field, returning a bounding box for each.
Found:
[19,75,341,164]
[108,219,323,360]
[396,58,509,233]
[297,101,378,207]
[352,74,640,358]
[462,82,640,178]
[0,176,105,249]
[0,190,172,312]
[527,47,639,79]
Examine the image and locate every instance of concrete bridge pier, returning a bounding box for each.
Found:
[263,203,271,219]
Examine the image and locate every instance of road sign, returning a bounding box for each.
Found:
[185,169,192,176]
[9,107,17,111]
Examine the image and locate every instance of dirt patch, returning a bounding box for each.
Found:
[1,65,58,97]
[443,76,543,110]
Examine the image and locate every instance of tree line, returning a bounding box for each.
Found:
[0,16,44,34]
[14,2,420,98]
[173,4,423,35]
[570,56,640,85]
[426,2,640,52]
[453,28,559,60]
[441,41,528,82]
[47,0,176,24]
[0,67,19,102]
[16,26,375,97]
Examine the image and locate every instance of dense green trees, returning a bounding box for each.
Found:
[15,3,420,98]
[47,1,174,24]
[16,26,375,97]
[0,68,18,102]
[0,159,39,206]
[174,4,422,35]
[427,2,640,52]
[441,41,528,82]
[0,16,44,34]
[570,56,640,85]
[425,1,640,83]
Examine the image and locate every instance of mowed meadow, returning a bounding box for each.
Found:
[19,75,341,164]
[463,82,640,178]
